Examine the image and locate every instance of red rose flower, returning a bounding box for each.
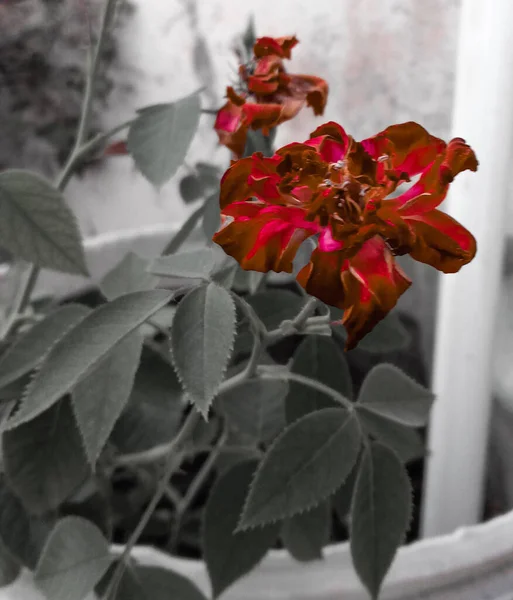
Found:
[215,36,329,158]
[213,121,478,349]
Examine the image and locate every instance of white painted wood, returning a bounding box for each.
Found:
[421,0,513,536]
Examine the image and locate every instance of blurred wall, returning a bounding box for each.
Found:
[68,0,463,365]
[68,0,463,236]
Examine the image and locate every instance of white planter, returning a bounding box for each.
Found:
[4,509,513,600]
[2,224,513,600]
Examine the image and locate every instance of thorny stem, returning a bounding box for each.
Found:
[105,410,201,599]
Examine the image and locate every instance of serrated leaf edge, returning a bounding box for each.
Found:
[6,306,91,424]
[170,282,236,419]
[237,408,361,531]
[6,292,172,430]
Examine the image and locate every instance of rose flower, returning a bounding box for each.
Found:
[215,35,328,157]
[213,121,478,349]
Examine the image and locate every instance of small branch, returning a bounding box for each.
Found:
[75,0,120,149]
[257,365,354,411]
[105,409,201,599]
[265,296,319,343]
[169,424,228,552]
[163,484,183,506]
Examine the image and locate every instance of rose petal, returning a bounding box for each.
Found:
[439,137,479,184]
[214,204,319,272]
[247,154,283,202]
[253,36,299,59]
[404,209,477,273]
[215,98,248,157]
[287,74,329,116]
[307,121,350,163]
[296,249,348,309]
[219,157,254,209]
[318,228,345,252]
[389,138,478,214]
[342,238,411,349]
[242,98,304,131]
[362,121,446,179]
[297,237,411,350]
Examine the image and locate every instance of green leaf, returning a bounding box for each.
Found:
[248,289,305,330]
[216,446,261,475]
[202,192,221,241]
[99,563,207,600]
[239,408,361,529]
[218,379,287,445]
[355,312,410,353]
[127,94,201,187]
[100,252,157,300]
[3,398,90,514]
[212,258,238,289]
[0,304,90,389]
[179,174,204,203]
[5,290,172,429]
[0,170,88,275]
[0,479,38,567]
[149,248,219,280]
[357,364,434,427]
[35,517,112,600]
[333,463,358,524]
[281,502,331,562]
[234,289,305,356]
[111,347,183,454]
[0,540,20,587]
[162,203,207,255]
[72,332,144,465]
[286,335,353,423]
[350,442,412,599]
[204,460,279,598]
[171,283,236,416]
[231,268,265,295]
[356,408,425,463]
[242,15,256,58]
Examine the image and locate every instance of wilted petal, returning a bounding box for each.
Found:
[243,98,304,133]
[253,36,299,59]
[389,138,478,213]
[439,137,479,184]
[362,121,446,179]
[404,209,477,273]
[248,55,283,95]
[219,157,254,209]
[247,154,283,202]
[214,205,319,273]
[298,238,411,349]
[297,249,348,309]
[342,238,411,350]
[307,121,350,163]
[215,92,248,157]
[287,74,329,116]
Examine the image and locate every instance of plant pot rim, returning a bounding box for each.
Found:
[123,507,513,599]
